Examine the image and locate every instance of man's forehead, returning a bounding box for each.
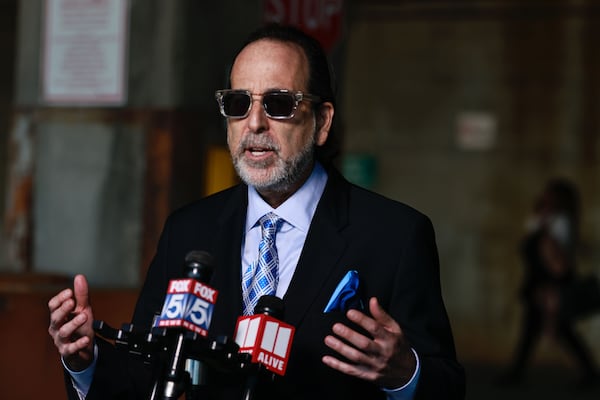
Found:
[230,39,309,89]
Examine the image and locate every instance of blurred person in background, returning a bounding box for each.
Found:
[502,178,599,388]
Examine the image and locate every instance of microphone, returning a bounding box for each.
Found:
[151,250,217,400]
[234,295,295,376]
[154,251,217,336]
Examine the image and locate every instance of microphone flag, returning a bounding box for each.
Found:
[155,278,218,336]
[234,314,295,376]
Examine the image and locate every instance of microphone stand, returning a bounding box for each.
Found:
[94,320,252,400]
[241,360,265,400]
[92,254,284,400]
[162,332,188,399]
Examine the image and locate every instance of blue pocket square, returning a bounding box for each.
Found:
[323,270,365,313]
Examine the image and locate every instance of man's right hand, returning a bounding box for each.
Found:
[48,274,95,371]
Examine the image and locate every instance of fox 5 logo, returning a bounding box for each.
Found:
[159,293,214,331]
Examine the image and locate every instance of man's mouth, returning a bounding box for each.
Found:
[246,146,274,157]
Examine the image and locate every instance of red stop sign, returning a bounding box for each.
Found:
[263,0,344,52]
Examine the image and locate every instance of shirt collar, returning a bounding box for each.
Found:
[246,162,328,233]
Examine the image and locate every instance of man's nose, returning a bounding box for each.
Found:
[246,96,269,133]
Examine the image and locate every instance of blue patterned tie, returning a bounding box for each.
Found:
[242,212,283,316]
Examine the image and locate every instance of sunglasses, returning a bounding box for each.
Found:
[215,89,321,120]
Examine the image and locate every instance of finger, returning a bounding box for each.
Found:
[62,312,89,335]
[58,334,92,358]
[49,298,76,332]
[322,354,378,381]
[345,298,402,340]
[325,333,371,363]
[53,311,88,342]
[345,308,390,341]
[325,328,387,373]
[331,322,378,355]
[368,297,401,333]
[364,298,411,359]
[48,288,73,313]
[73,274,90,312]
[52,323,78,350]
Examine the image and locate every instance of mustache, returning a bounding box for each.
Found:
[238,135,280,152]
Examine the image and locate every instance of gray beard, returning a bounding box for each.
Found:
[233,138,316,193]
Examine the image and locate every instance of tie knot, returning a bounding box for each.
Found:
[259,212,283,236]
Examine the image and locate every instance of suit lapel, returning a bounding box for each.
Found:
[283,170,350,327]
[209,185,248,336]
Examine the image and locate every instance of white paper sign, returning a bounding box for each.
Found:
[456,111,497,151]
[42,0,128,105]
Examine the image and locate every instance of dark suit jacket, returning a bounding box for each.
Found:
[77,168,465,400]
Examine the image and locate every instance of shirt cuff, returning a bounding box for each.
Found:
[62,342,98,399]
[381,348,421,400]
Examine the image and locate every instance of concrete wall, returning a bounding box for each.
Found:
[341,2,600,364]
[4,0,260,285]
[33,120,144,286]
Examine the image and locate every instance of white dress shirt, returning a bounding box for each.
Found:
[242,161,328,298]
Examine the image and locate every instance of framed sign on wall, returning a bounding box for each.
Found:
[41,0,129,106]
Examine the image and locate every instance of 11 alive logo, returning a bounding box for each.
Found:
[155,278,218,336]
[234,314,295,376]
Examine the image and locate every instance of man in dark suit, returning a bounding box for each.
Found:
[48,24,465,399]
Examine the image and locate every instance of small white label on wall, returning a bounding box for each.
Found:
[456,111,497,151]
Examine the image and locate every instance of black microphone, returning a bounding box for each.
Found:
[234,295,295,400]
[184,250,214,282]
[149,250,217,400]
[254,295,284,318]
[183,251,214,400]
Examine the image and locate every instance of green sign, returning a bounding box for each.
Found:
[342,154,377,189]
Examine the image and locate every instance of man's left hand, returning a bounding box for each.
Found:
[322,297,416,388]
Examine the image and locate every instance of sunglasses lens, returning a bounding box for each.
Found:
[222,92,251,117]
[263,93,295,118]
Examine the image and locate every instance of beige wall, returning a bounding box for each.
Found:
[342,2,600,364]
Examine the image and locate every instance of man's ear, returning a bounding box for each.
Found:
[315,102,334,146]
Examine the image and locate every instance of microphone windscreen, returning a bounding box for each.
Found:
[254,295,284,319]
[184,250,214,281]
